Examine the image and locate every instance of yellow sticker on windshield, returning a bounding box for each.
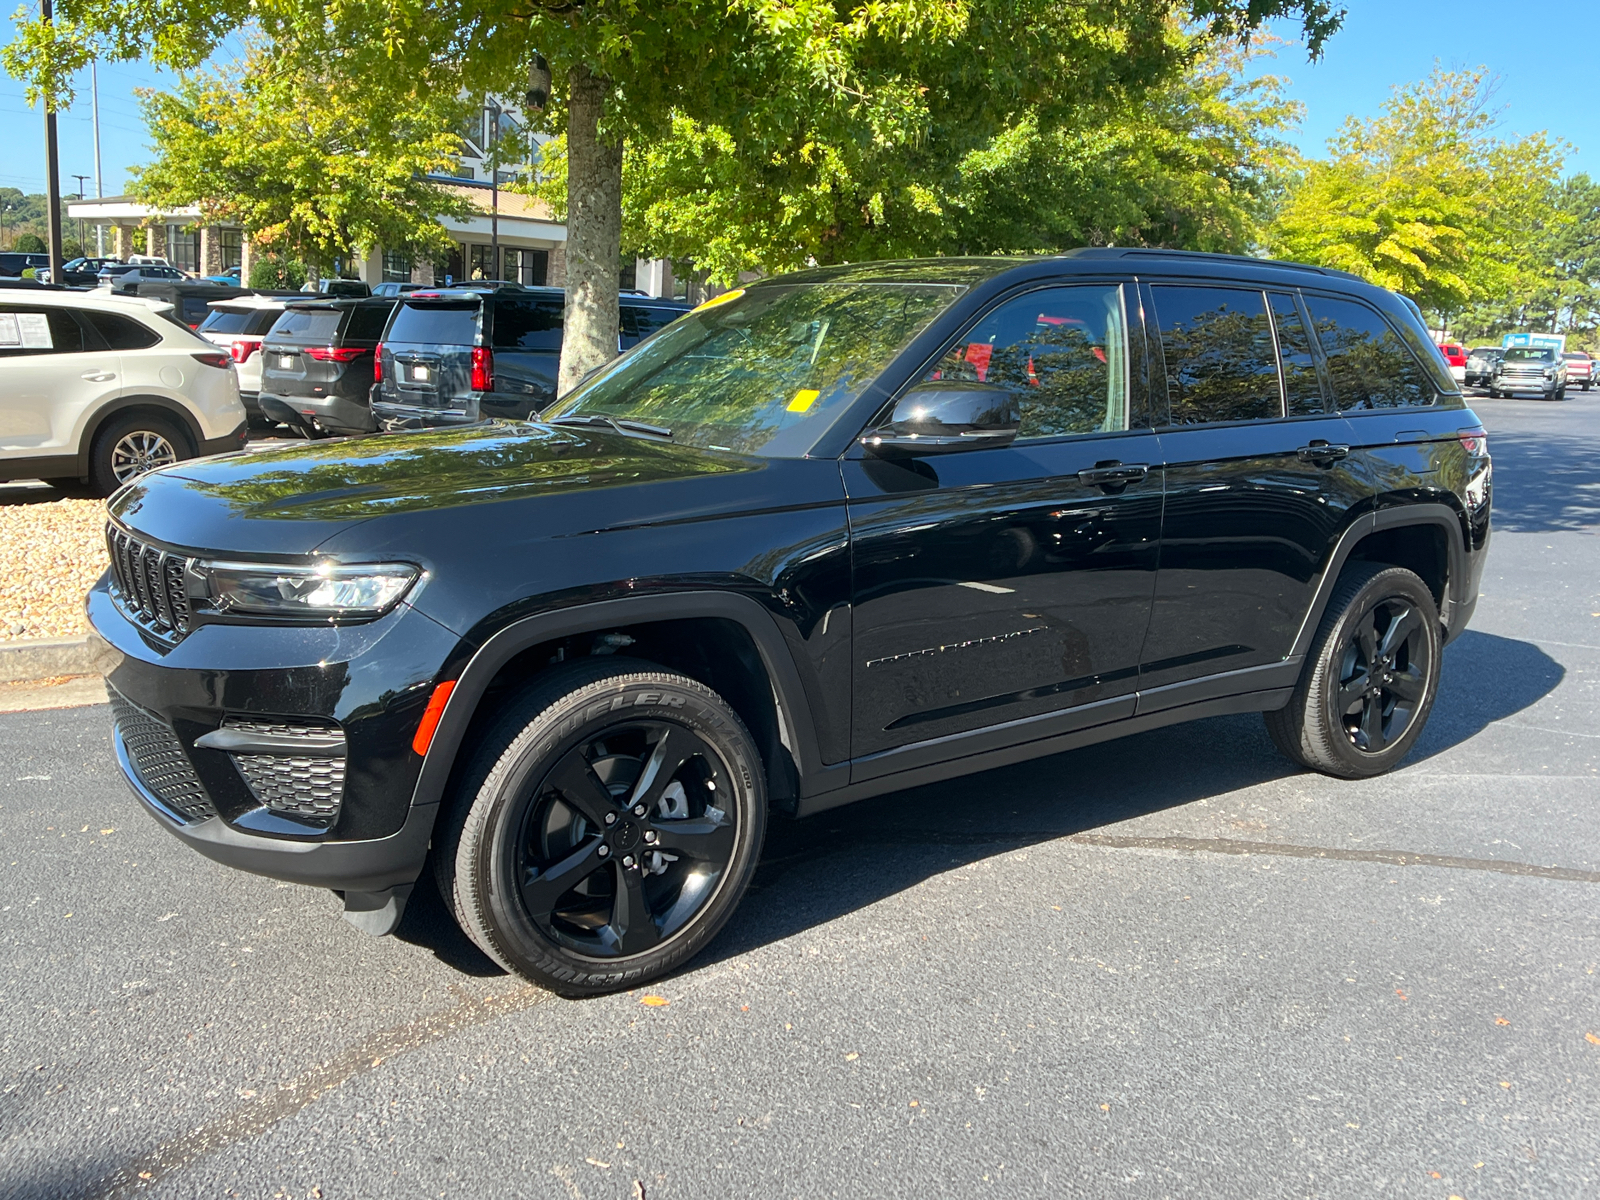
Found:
[692,288,744,313]
[787,389,820,413]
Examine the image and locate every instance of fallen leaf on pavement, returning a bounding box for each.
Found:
[586,1157,611,1169]
[640,995,668,1007]
[1586,1032,1600,1046]
[844,1052,859,1061]
[100,828,114,835]
[1496,1018,1510,1026]
[1500,1081,1511,1088]
[1395,990,1408,1001]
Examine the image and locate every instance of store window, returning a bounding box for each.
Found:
[469,245,495,280]
[382,250,412,282]
[218,229,242,271]
[503,248,549,286]
[166,225,201,274]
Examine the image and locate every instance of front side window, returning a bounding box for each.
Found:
[1153,286,1282,425]
[549,282,964,456]
[1303,295,1435,410]
[922,284,1128,438]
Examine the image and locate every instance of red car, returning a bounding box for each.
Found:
[1437,342,1467,383]
[1562,351,1593,391]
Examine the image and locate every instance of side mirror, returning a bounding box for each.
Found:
[860,382,1020,456]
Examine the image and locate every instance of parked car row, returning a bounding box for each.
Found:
[1451,342,1595,400]
[0,283,694,492]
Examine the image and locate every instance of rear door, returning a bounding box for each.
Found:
[1138,283,1367,702]
[0,304,119,460]
[487,297,562,416]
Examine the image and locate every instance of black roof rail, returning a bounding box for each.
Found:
[1064,246,1367,283]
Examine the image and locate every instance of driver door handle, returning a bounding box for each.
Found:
[1297,441,1350,463]
[1078,462,1149,485]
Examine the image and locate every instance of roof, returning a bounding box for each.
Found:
[0,288,175,315]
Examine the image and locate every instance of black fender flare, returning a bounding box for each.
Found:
[407,590,843,812]
[1288,502,1469,659]
[78,395,206,472]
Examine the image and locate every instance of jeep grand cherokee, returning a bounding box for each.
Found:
[89,250,1491,995]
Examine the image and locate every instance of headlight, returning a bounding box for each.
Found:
[196,560,420,619]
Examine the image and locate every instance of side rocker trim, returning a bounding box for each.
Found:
[408,591,844,813]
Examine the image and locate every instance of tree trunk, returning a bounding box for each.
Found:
[558,63,623,397]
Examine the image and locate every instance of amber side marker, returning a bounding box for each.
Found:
[412,680,457,756]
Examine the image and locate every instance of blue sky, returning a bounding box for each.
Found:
[1,1,1595,199]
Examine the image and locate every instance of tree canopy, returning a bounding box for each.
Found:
[132,51,475,275]
[1268,67,1565,326]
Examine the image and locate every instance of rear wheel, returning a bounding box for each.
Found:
[88,412,190,495]
[434,659,767,996]
[1265,564,1441,779]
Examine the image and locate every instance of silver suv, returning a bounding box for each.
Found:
[1490,346,1567,400]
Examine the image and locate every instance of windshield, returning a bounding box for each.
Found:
[1505,348,1555,363]
[545,282,964,455]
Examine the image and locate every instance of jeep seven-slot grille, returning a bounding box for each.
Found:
[108,686,217,822]
[223,718,347,822]
[106,524,192,636]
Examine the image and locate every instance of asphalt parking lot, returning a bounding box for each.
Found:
[2,390,1597,1200]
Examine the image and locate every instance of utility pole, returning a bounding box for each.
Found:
[71,174,90,254]
[40,0,64,282]
[92,60,104,255]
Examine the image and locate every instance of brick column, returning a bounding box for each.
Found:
[201,225,224,276]
[410,259,435,286]
[546,244,566,288]
[239,236,254,284]
[111,224,128,260]
[145,221,167,260]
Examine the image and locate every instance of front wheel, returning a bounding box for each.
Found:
[1265,564,1441,779]
[435,660,767,996]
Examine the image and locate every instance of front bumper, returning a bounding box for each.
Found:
[89,577,467,891]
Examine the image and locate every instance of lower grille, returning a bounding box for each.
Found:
[221,717,347,823]
[108,687,217,822]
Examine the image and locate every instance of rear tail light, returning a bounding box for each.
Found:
[1458,427,1488,456]
[191,351,233,369]
[374,343,384,382]
[305,346,366,363]
[471,346,493,392]
[230,338,262,363]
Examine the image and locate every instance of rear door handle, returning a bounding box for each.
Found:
[81,370,117,383]
[1297,441,1349,463]
[1077,462,1150,486]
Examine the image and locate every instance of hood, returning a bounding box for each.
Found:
[110,422,758,555]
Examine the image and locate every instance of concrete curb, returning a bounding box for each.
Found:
[0,636,102,684]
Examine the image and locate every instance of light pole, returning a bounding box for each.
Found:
[40,0,64,282]
[71,174,90,255]
[485,97,501,280]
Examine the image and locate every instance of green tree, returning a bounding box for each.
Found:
[247,254,308,290]
[131,51,474,277]
[6,0,1340,392]
[13,232,46,253]
[1268,67,1565,328]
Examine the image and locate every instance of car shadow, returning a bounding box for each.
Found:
[390,631,1562,984]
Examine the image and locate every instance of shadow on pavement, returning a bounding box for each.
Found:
[389,631,1562,984]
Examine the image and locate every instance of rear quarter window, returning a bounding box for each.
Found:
[386,302,479,346]
[491,299,564,351]
[1302,295,1436,410]
[201,308,279,336]
[77,309,162,350]
[343,303,395,342]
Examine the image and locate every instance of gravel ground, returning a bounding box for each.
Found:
[0,485,108,642]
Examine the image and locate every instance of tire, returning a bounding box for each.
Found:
[88,411,190,496]
[1487,387,1500,398]
[1265,563,1441,779]
[1583,382,1591,392]
[1556,385,1567,400]
[434,658,767,996]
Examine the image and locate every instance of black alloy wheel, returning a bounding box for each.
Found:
[435,659,766,995]
[1266,563,1442,778]
[1333,594,1432,755]
[514,720,739,958]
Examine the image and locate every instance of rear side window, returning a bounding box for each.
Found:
[77,309,161,350]
[1266,292,1324,416]
[387,301,478,346]
[269,308,344,343]
[344,303,394,342]
[200,308,278,336]
[491,299,564,351]
[623,306,682,339]
[179,297,216,326]
[0,307,86,356]
[1152,286,1281,425]
[1303,296,1435,410]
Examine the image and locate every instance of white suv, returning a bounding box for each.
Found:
[0,290,248,494]
[196,296,291,427]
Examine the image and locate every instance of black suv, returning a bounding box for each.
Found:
[372,285,689,427]
[90,250,1491,996]
[257,297,396,436]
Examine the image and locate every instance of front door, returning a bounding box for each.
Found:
[845,281,1163,771]
[1138,283,1368,699]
